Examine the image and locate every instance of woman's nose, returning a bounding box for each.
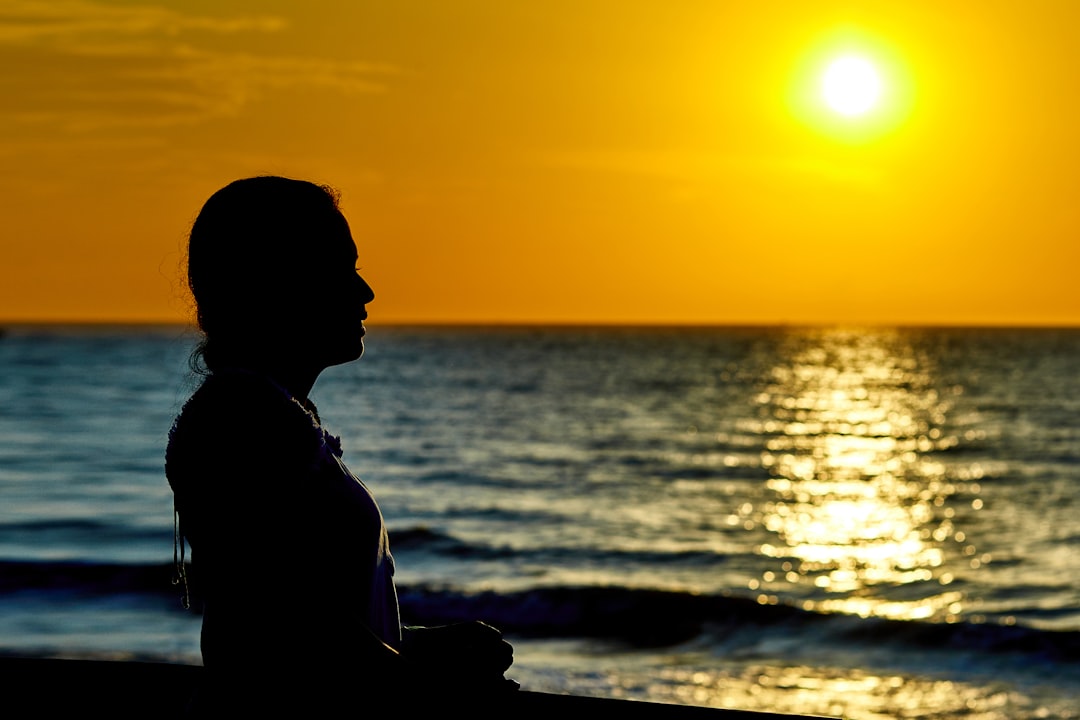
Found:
[357,273,375,304]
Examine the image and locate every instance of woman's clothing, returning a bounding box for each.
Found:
[165,370,400,680]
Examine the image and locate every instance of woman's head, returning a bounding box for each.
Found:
[188,176,374,374]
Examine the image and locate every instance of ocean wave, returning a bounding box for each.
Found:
[397,585,1080,664]
[0,559,175,596]
[5,560,1074,666]
[389,526,507,558]
[0,519,166,548]
[389,525,735,565]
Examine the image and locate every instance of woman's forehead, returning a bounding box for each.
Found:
[328,214,359,262]
[297,210,356,263]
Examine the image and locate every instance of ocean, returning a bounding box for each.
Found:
[0,325,1077,718]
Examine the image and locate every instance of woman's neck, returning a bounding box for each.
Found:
[219,360,322,403]
[265,367,320,403]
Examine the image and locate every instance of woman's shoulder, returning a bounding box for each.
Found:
[166,371,325,478]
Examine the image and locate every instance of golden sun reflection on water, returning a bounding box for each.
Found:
[645,663,1042,720]
[746,330,983,622]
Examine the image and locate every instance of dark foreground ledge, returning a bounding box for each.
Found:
[1,657,838,719]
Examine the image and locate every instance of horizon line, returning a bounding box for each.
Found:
[3,318,1079,331]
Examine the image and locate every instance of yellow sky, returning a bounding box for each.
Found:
[1,0,1078,325]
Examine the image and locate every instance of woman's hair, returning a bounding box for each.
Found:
[187,176,343,373]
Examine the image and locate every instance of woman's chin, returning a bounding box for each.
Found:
[336,336,366,365]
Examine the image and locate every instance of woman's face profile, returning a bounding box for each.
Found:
[188,177,378,376]
[290,210,375,369]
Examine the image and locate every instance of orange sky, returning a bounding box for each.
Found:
[1,0,1078,325]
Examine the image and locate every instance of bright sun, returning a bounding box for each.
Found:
[822,56,882,116]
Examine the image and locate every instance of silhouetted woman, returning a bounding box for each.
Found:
[166,177,513,714]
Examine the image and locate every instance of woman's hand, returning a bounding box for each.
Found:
[401,622,516,692]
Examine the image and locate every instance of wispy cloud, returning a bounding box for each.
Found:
[0,0,287,43]
[0,0,397,132]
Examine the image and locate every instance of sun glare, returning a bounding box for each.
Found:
[822,56,882,116]
[788,30,912,143]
